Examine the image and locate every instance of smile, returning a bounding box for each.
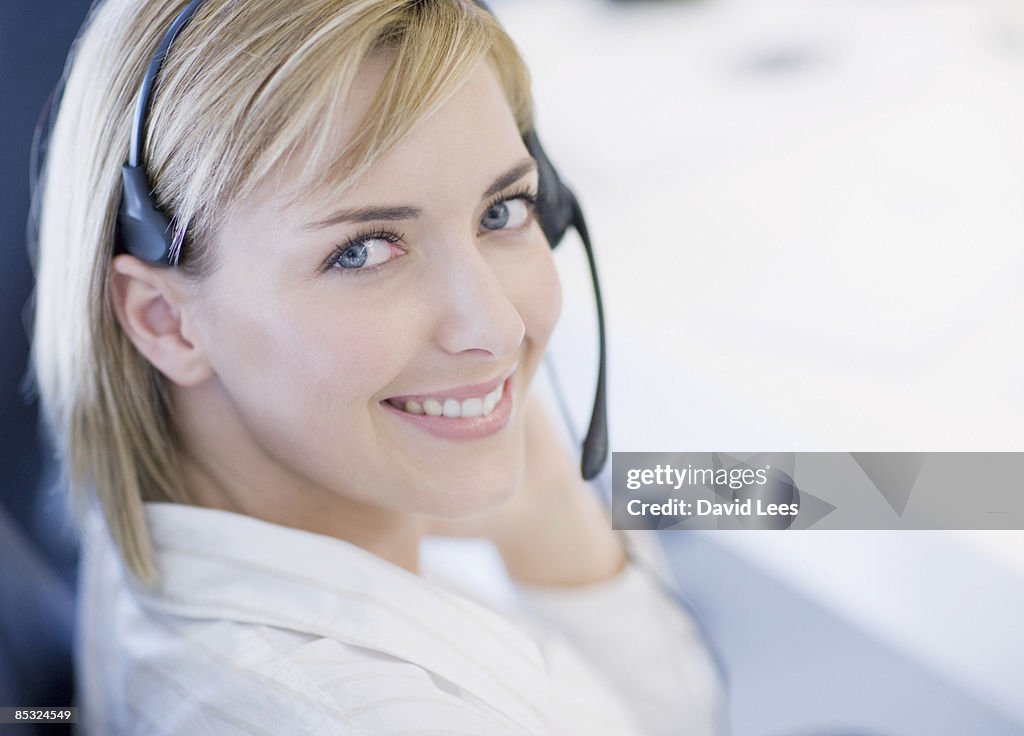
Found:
[385,381,504,418]
[380,369,516,440]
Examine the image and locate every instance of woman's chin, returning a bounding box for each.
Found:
[413,458,525,518]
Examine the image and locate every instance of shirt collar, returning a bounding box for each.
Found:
[130,502,550,734]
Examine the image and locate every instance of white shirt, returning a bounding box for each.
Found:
[76,502,722,735]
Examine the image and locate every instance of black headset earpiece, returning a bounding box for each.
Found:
[522,130,572,247]
[118,165,175,264]
[118,0,608,479]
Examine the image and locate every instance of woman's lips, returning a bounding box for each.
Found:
[380,375,514,440]
[384,366,514,406]
[386,378,505,418]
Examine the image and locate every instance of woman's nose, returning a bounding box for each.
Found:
[430,246,525,359]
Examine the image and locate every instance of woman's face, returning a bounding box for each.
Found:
[181,58,562,522]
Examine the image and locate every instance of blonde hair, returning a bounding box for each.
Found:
[31,0,534,585]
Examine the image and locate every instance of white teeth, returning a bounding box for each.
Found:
[423,399,443,416]
[443,399,461,417]
[394,381,506,419]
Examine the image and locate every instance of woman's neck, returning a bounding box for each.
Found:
[177,446,427,576]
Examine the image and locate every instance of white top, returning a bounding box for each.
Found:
[76,502,722,735]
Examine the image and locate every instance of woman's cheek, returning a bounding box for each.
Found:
[505,245,562,352]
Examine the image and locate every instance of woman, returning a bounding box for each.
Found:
[32,0,722,733]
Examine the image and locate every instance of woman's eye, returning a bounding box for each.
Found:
[329,237,399,271]
[481,198,531,231]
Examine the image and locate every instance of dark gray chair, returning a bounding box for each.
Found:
[1,2,93,733]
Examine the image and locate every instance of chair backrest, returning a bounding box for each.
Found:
[0,504,76,736]
[1,2,95,732]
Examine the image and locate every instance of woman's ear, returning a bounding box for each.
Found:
[110,254,213,387]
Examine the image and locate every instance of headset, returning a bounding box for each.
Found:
[118,0,608,480]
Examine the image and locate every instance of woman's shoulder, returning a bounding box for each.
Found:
[82,604,542,734]
[76,507,544,735]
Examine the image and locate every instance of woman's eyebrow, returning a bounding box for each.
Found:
[482,157,537,199]
[303,157,538,230]
[303,204,421,230]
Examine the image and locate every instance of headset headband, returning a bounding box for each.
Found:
[117,0,608,479]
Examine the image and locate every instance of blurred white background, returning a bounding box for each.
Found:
[490,0,1024,732]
